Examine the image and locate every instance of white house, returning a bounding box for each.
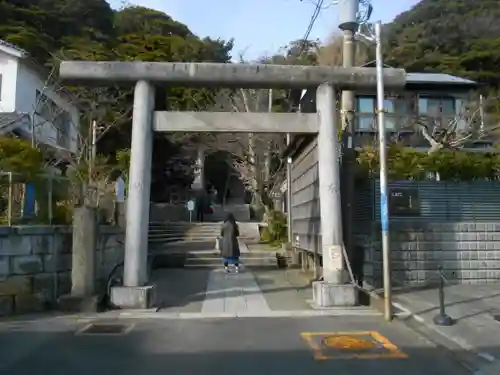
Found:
[0,39,79,153]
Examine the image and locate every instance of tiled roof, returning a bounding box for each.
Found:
[362,60,477,86]
[0,39,27,56]
[0,112,30,135]
[406,72,477,86]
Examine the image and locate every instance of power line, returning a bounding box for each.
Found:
[297,0,325,54]
[302,0,334,11]
[301,0,325,43]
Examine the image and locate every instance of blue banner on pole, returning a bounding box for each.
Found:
[380,192,389,232]
[22,184,36,217]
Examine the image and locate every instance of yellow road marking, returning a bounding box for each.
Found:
[300,331,408,360]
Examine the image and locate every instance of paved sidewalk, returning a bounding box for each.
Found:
[201,269,271,314]
[392,284,500,375]
[153,267,381,318]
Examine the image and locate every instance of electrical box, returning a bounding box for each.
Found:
[338,0,359,30]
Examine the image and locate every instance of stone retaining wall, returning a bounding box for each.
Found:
[0,225,124,315]
[355,222,500,288]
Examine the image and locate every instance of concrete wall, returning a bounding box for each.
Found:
[356,222,500,288]
[0,46,79,151]
[0,225,124,315]
[0,49,19,113]
[288,137,500,286]
[289,142,500,287]
[15,63,80,153]
[290,138,321,253]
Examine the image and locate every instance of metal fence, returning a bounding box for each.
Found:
[355,179,500,223]
[0,171,120,226]
[0,171,76,225]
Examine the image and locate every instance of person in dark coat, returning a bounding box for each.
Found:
[220,213,240,272]
[195,190,206,222]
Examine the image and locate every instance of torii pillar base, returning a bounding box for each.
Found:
[110,285,156,309]
[312,282,358,307]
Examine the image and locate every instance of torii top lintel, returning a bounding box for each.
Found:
[59,61,406,90]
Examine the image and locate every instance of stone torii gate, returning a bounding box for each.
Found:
[59,61,406,309]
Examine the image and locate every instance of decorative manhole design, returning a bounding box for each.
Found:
[322,335,377,351]
[77,323,131,335]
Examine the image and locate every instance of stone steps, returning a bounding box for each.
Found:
[149,203,250,222]
[147,222,260,246]
[150,249,278,269]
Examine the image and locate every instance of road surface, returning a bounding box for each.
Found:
[0,314,470,375]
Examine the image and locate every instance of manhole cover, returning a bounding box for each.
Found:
[322,335,377,351]
[78,323,130,335]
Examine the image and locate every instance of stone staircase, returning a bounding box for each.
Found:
[148,221,260,246]
[183,248,278,268]
[149,203,250,222]
[148,221,276,269]
[208,204,251,221]
[148,222,220,244]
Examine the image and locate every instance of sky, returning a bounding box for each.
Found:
[107,0,420,60]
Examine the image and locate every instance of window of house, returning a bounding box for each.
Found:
[356,96,376,131]
[35,89,57,120]
[385,97,409,130]
[355,96,406,131]
[54,110,72,148]
[35,90,48,125]
[36,89,73,147]
[418,96,455,117]
[418,96,456,128]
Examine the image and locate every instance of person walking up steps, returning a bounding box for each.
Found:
[220,213,240,273]
[195,189,206,222]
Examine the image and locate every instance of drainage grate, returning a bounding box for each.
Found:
[77,323,131,335]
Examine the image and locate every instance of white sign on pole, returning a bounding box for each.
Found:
[115,176,125,202]
[187,199,195,222]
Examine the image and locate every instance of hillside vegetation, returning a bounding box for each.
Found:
[1,0,499,194]
[0,1,232,65]
[0,0,234,198]
[384,0,500,88]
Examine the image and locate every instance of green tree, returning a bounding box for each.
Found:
[0,1,234,202]
[384,0,500,87]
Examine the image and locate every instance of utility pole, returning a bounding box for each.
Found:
[91,120,97,163]
[31,117,36,147]
[339,0,359,280]
[88,120,97,185]
[286,133,292,244]
[375,21,392,321]
[264,89,273,184]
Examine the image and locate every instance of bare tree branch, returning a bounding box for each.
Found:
[414,95,500,154]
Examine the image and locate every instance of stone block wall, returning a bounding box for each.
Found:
[0,226,124,315]
[355,222,500,288]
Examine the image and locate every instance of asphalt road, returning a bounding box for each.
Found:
[0,315,470,375]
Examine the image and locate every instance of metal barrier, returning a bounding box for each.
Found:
[0,171,72,225]
[432,266,455,326]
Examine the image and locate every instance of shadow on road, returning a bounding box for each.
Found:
[0,316,487,375]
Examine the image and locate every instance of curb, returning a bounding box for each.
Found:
[392,300,500,374]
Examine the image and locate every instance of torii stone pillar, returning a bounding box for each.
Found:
[191,146,206,190]
[59,61,406,309]
[112,80,155,308]
[123,81,154,287]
